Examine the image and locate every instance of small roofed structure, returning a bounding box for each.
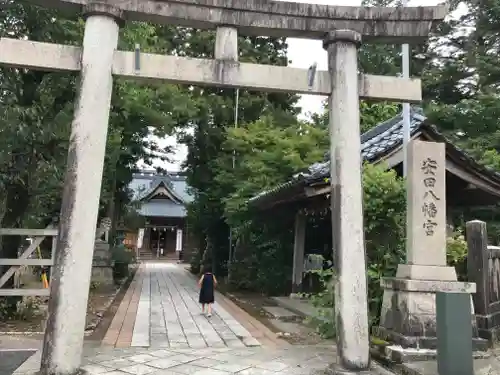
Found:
[127,170,195,261]
[249,108,500,294]
[251,108,500,209]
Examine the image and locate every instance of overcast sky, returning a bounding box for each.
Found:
[145,0,452,171]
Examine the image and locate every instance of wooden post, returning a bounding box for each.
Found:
[292,213,306,294]
[466,220,490,317]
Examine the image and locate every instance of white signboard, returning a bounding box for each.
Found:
[137,228,145,249]
[176,229,183,252]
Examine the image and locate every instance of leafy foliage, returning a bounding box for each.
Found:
[220,115,328,223]
[0,4,195,316]
[181,30,301,276]
[304,267,336,338]
[363,164,407,326]
[228,211,295,295]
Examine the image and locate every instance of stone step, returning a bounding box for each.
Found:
[262,306,302,322]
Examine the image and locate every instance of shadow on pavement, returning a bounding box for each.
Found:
[0,350,36,375]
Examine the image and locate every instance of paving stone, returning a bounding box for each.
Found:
[148,350,178,358]
[129,354,159,363]
[81,364,114,374]
[121,363,158,375]
[242,337,261,347]
[187,358,225,368]
[168,354,199,364]
[147,358,182,369]
[150,345,171,350]
[238,369,277,375]
[91,354,122,363]
[207,353,241,362]
[168,342,191,349]
[149,371,185,375]
[191,369,230,375]
[99,358,138,369]
[255,361,289,372]
[213,362,251,372]
[224,339,246,348]
[168,364,207,375]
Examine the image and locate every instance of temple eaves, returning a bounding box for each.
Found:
[22,0,448,43]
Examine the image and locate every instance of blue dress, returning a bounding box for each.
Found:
[199,273,215,304]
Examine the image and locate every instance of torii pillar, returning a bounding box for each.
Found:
[324,30,370,373]
[40,4,123,375]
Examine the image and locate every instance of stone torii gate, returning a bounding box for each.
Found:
[1,1,447,374]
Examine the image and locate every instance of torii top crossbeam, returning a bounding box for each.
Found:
[24,0,448,42]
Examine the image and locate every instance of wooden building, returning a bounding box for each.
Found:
[128,170,195,261]
[249,108,500,294]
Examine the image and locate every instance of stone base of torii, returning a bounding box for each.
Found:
[1,0,449,374]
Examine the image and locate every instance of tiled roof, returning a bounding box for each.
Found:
[129,170,193,203]
[138,176,186,204]
[250,108,427,204]
[297,107,426,182]
[128,170,193,218]
[139,200,187,218]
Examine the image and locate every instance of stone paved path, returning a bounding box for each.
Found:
[15,344,334,375]
[104,263,261,349]
[10,263,341,374]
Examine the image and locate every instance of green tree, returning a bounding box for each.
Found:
[0,4,196,315]
[176,30,300,275]
[220,115,328,223]
[220,114,328,293]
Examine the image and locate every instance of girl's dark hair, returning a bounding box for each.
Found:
[202,264,212,273]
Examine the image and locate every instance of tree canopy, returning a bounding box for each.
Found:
[2,0,500,318]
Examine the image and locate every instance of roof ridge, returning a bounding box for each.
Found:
[138,178,186,204]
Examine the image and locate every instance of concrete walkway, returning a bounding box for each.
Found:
[103,263,261,349]
[12,263,339,374]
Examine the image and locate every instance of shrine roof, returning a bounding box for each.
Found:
[250,108,500,208]
[128,170,193,218]
[129,171,193,203]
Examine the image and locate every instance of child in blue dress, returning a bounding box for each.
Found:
[198,264,217,317]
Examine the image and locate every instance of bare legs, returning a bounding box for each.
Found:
[201,303,213,317]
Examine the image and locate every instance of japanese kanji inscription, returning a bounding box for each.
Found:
[421,157,440,236]
[406,140,447,267]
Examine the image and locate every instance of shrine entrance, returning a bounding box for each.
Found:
[146,226,177,257]
[0,1,447,374]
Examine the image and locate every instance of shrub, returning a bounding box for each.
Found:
[0,297,41,321]
[305,266,336,338]
[307,164,473,337]
[111,246,134,282]
[363,163,406,327]
[190,247,203,275]
[446,230,468,280]
[228,214,293,295]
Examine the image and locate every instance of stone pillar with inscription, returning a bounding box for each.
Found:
[377,140,477,349]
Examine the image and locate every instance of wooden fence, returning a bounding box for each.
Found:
[0,227,57,296]
[466,220,500,343]
[0,219,111,297]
